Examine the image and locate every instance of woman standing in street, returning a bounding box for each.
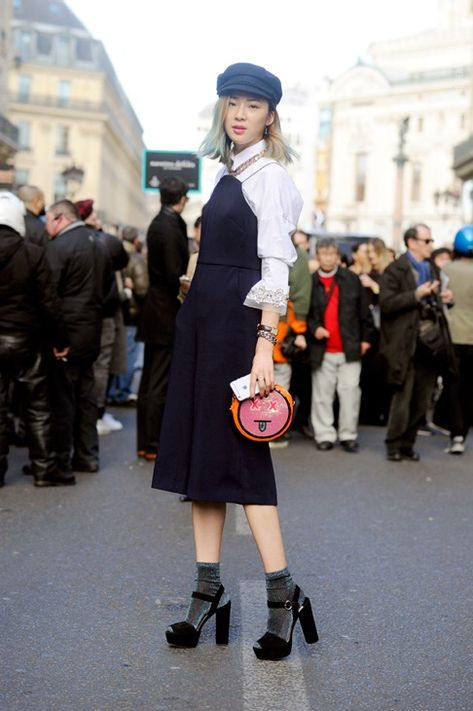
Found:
[359,237,393,425]
[152,63,318,660]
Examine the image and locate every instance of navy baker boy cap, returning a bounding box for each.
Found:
[216,63,282,106]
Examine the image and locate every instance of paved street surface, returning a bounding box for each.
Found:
[1,408,472,711]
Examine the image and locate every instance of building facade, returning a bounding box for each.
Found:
[7,0,147,227]
[0,0,19,186]
[318,0,472,248]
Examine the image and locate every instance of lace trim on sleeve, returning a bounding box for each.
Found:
[244,281,289,315]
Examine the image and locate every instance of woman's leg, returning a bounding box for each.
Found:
[182,502,228,628]
[244,504,293,638]
[244,503,318,657]
[192,501,226,561]
[243,504,287,572]
[166,502,231,645]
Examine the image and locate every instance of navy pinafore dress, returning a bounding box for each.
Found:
[152,173,277,505]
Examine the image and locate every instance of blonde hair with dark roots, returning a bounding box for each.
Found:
[369,237,392,274]
[199,97,297,168]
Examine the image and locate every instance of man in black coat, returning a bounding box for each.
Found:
[136,177,189,459]
[0,192,72,487]
[380,224,452,461]
[308,238,373,452]
[46,199,108,475]
[17,185,48,249]
[75,198,130,435]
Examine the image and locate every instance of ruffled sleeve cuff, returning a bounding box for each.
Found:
[244,281,289,315]
[243,257,290,315]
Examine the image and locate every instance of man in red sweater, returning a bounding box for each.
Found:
[308,238,373,452]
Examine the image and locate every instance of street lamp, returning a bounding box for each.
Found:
[61,164,85,200]
[392,116,409,252]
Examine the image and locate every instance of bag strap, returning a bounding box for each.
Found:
[321,277,337,312]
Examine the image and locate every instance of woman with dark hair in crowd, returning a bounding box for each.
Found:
[359,237,393,425]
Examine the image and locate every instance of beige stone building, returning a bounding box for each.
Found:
[0,0,18,185]
[317,0,472,248]
[7,0,147,227]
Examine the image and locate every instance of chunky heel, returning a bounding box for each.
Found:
[299,598,319,644]
[165,584,231,648]
[253,585,319,660]
[215,600,231,644]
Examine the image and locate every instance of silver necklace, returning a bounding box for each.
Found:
[228,149,266,177]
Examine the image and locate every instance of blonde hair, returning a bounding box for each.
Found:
[369,237,392,274]
[199,97,297,167]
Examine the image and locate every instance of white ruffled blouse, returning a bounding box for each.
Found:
[215,139,302,315]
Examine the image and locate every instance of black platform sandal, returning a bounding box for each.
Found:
[165,584,231,648]
[253,585,318,660]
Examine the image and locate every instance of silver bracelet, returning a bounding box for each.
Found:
[256,330,277,346]
[257,323,278,337]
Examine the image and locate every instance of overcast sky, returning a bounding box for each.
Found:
[66,0,441,150]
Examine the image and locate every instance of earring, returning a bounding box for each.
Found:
[264,125,269,137]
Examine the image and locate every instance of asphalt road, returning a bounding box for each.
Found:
[1,409,472,711]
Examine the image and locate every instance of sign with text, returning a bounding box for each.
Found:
[143,150,201,192]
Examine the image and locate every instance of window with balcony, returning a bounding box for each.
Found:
[411,162,422,203]
[18,30,32,60]
[56,36,70,65]
[15,169,29,186]
[58,80,70,107]
[355,153,367,203]
[17,121,30,150]
[56,125,70,155]
[319,107,332,140]
[76,38,92,62]
[37,32,53,56]
[18,74,31,101]
[54,172,67,201]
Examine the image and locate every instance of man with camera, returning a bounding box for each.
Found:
[380,224,453,462]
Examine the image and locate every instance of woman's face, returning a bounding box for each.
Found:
[224,95,274,153]
[354,243,369,266]
[368,243,379,269]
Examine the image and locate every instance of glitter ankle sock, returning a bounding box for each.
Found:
[265,567,298,641]
[185,562,228,628]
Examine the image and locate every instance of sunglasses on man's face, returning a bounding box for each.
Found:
[416,237,434,244]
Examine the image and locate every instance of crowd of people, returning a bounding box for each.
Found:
[0,180,472,490]
[0,186,148,487]
[275,224,473,462]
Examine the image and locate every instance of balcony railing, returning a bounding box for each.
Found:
[8,94,143,163]
[0,114,19,151]
[392,65,471,86]
[9,93,107,113]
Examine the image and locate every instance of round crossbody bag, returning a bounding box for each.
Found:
[230,384,294,442]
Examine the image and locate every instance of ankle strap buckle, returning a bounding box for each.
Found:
[284,600,293,611]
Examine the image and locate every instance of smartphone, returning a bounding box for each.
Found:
[230,373,259,401]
